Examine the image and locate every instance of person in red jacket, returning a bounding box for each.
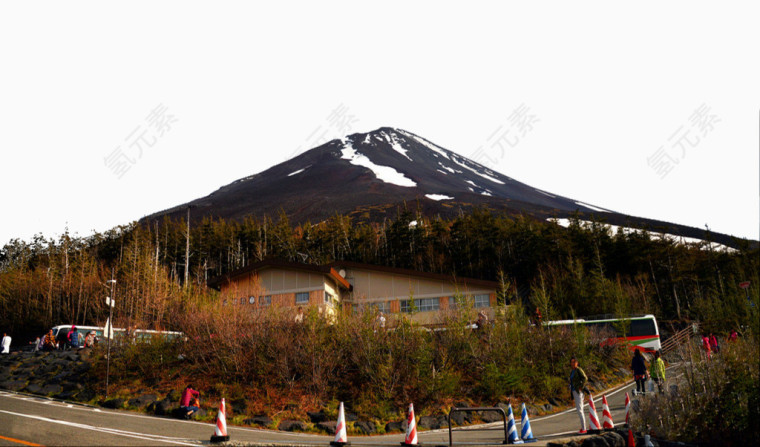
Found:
[180,385,200,419]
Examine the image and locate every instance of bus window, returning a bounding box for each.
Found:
[628,318,656,338]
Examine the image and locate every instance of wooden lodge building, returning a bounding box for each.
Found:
[207,260,500,325]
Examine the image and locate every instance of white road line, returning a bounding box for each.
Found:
[0,409,200,446]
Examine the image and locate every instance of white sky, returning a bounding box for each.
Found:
[1,1,758,246]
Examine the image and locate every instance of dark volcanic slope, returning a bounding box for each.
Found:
[141,127,745,248]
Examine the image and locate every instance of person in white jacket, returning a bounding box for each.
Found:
[1,333,11,354]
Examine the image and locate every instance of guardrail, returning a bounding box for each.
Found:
[447,407,508,446]
[661,323,698,356]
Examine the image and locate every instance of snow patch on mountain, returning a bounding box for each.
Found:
[381,131,413,161]
[396,129,451,160]
[449,154,506,185]
[548,218,737,253]
[575,201,611,213]
[536,189,556,198]
[287,167,308,177]
[425,194,454,201]
[340,141,417,188]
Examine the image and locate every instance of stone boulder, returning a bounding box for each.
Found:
[278,420,307,432]
[308,410,327,423]
[101,398,125,409]
[385,420,408,433]
[244,416,273,427]
[354,420,377,435]
[418,416,440,430]
[316,421,337,435]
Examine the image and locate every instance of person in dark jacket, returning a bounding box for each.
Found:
[631,348,648,394]
[68,325,80,349]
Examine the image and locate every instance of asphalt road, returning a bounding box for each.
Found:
[0,381,640,446]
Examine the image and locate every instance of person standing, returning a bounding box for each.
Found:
[631,349,648,394]
[43,330,57,351]
[709,333,719,354]
[569,356,588,434]
[294,306,304,324]
[702,335,712,360]
[1,333,11,354]
[649,351,666,393]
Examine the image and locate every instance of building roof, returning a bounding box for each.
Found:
[208,259,499,291]
[207,259,352,291]
[327,261,500,289]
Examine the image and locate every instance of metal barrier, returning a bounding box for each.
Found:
[447,407,508,446]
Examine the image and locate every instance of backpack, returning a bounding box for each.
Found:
[70,331,79,347]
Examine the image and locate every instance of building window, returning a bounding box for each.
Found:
[400,297,440,313]
[324,292,333,304]
[261,295,272,306]
[473,294,490,308]
[357,301,390,314]
[248,296,255,304]
[240,297,246,305]
[296,292,309,304]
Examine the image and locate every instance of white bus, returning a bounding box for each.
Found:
[50,325,183,345]
[545,314,662,353]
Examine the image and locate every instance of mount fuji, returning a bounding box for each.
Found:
[142,127,743,248]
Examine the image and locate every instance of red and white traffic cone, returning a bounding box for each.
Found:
[624,392,631,427]
[627,428,635,447]
[587,394,602,434]
[330,402,351,446]
[401,403,419,446]
[210,398,230,443]
[601,395,615,430]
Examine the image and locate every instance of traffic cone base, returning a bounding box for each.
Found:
[331,443,351,446]
[211,435,230,443]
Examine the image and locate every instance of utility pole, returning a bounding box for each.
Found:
[105,269,116,399]
[184,206,190,288]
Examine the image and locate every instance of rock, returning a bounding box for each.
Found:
[316,421,337,435]
[354,420,377,434]
[230,398,247,416]
[449,411,466,426]
[418,416,440,430]
[244,416,273,427]
[481,410,503,423]
[542,403,553,412]
[278,420,307,432]
[76,389,95,402]
[307,410,327,423]
[581,437,609,447]
[40,384,62,396]
[602,431,625,447]
[548,397,560,406]
[344,412,358,422]
[57,390,78,400]
[150,398,173,415]
[133,394,157,407]
[385,420,408,433]
[101,398,125,409]
[24,383,43,394]
[165,389,181,402]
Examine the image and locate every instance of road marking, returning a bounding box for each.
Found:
[0,434,43,447]
[0,410,200,446]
